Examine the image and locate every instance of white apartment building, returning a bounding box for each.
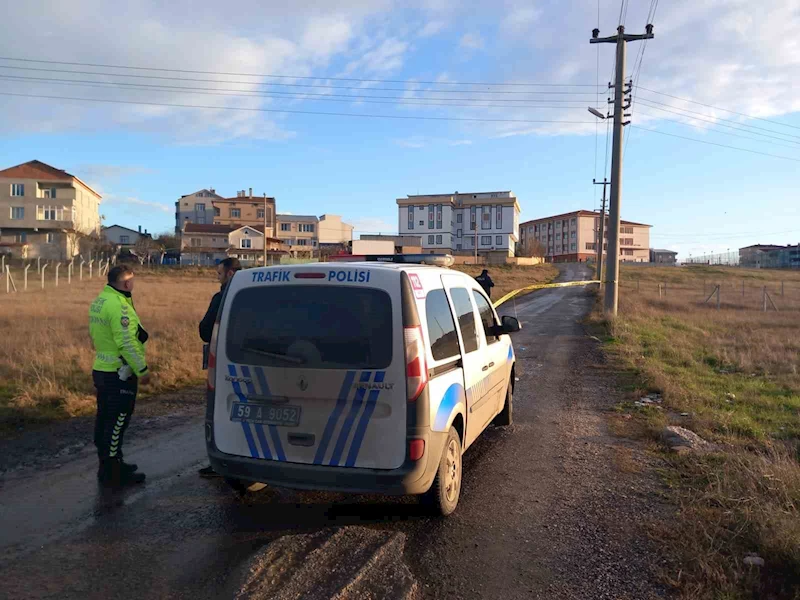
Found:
[397,191,521,258]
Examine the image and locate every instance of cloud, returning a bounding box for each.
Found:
[459,33,484,50]
[501,7,541,36]
[394,136,428,148]
[75,164,155,181]
[100,189,172,214]
[351,217,397,235]
[344,38,410,74]
[449,139,472,146]
[419,20,446,37]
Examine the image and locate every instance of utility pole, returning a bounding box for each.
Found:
[590,24,654,315]
[263,193,268,267]
[593,178,610,282]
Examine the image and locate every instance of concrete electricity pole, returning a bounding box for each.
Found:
[590,24,654,315]
[263,193,268,266]
[593,178,610,282]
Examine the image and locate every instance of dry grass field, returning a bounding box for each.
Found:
[0,262,556,432]
[592,265,800,599]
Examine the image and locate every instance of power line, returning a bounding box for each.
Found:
[635,96,800,141]
[0,91,599,125]
[623,0,658,157]
[0,56,604,88]
[630,125,800,163]
[635,85,800,131]
[0,74,593,106]
[0,64,603,97]
[633,107,800,150]
[635,100,800,145]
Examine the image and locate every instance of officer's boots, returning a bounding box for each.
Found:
[98,458,146,487]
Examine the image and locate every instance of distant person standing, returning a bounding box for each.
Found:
[475,269,495,298]
[89,265,151,487]
[198,258,241,478]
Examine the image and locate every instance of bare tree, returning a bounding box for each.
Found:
[517,239,546,258]
[133,236,158,266]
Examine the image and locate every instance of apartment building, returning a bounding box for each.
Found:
[277,214,318,258]
[318,214,354,245]
[175,188,276,236]
[650,248,678,265]
[0,160,101,260]
[518,210,651,263]
[739,244,787,268]
[397,191,521,258]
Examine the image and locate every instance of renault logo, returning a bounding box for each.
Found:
[297,376,309,391]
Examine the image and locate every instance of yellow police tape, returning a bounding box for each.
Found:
[493,279,601,308]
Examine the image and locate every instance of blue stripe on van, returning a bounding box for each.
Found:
[250,366,286,462]
[240,366,272,460]
[228,364,259,459]
[313,370,356,465]
[345,371,385,467]
[328,371,372,466]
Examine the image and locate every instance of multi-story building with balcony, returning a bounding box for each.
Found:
[176,188,276,237]
[277,214,319,258]
[397,191,521,259]
[518,210,651,263]
[0,160,101,260]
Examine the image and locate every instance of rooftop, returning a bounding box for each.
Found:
[0,160,101,198]
[277,214,319,222]
[520,209,652,228]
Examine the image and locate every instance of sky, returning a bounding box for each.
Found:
[2,0,800,259]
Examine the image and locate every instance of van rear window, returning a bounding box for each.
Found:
[225,286,393,369]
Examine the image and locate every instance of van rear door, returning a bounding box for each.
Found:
[213,266,407,470]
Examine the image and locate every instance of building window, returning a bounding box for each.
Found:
[241,239,252,249]
[46,232,55,244]
[436,234,442,244]
[571,231,576,238]
[496,208,502,229]
[10,206,24,219]
[419,220,424,226]
[120,235,130,244]
[191,238,201,247]
[457,229,462,238]
[623,249,634,256]
[11,183,24,196]
[15,232,27,243]
[42,188,56,199]
[621,226,633,234]
[481,235,492,245]
[571,218,576,227]
[470,207,477,231]
[300,223,315,233]
[456,213,463,223]
[214,207,220,216]
[195,203,205,212]
[571,243,576,251]
[418,206,424,211]
[621,238,634,245]
[456,244,462,251]
[428,235,435,244]
[482,206,491,230]
[280,223,291,232]
[230,208,241,218]
[408,208,414,230]
[428,204,434,229]
[37,206,63,220]
[586,242,596,251]
[496,235,502,246]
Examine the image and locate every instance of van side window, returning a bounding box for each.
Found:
[425,289,459,361]
[449,288,479,354]
[473,291,498,344]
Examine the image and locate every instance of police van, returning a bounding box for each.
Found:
[206,257,520,515]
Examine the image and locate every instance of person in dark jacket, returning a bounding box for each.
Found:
[198,258,241,478]
[475,269,495,298]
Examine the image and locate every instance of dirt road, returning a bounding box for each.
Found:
[0,263,668,599]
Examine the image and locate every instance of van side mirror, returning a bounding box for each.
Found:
[500,315,521,333]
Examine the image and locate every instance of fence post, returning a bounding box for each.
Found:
[41,263,48,289]
[5,265,9,294]
[55,263,60,287]
[1,255,4,274]
[89,259,94,279]
[37,257,41,274]
[24,264,30,291]
[658,283,662,298]
[68,260,73,284]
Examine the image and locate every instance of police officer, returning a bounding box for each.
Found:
[475,269,495,298]
[89,265,151,487]
[198,257,241,478]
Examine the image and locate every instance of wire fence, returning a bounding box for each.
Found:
[684,251,739,266]
[1,255,112,294]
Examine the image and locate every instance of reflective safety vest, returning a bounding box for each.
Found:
[89,285,149,377]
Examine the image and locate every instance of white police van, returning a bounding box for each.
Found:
[205,256,520,515]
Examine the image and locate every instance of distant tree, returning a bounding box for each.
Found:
[133,236,158,266]
[517,239,546,258]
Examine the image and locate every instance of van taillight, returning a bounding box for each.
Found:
[207,323,219,391]
[404,325,428,402]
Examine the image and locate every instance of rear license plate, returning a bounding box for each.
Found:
[230,402,301,427]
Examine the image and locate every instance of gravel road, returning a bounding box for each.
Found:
[0,263,669,599]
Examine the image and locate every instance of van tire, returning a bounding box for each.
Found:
[493,378,513,427]
[421,427,462,517]
[225,478,267,495]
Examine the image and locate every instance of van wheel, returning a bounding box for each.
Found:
[225,478,267,495]
[422,427,462,517]
[493,378,513,427]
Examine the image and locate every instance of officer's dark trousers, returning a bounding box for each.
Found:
[93,370,138,460]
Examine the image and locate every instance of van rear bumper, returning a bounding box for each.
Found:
[206,424,447,495]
